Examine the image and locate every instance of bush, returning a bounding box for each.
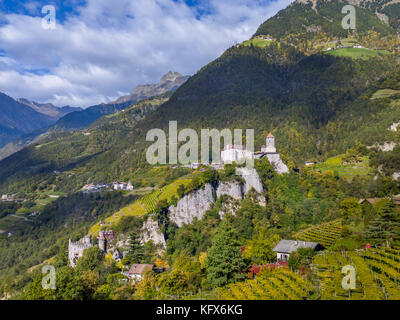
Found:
[288,248,316,270]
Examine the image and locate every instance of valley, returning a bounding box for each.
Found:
[0,0,400,301]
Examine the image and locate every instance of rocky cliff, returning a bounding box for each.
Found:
[169,183,215,227]
[141,216,166,248]
[236,167,264,193]
[168,169,266,227]
[216,181,243,200]
[264,154,289,174]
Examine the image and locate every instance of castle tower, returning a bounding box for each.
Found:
[262,133,276,153]
[98,231,107,252]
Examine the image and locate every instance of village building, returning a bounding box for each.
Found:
[112,182,134,191]
[394,195,400,207]
[359,196,400,207]
[97,230,115,252]
[122,264,154,282]
[273,240,324,262]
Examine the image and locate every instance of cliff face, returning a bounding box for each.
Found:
[141,217,166,248]
[169,183,215,227]
[216,181,243,200]
[236,167,264,193]
[168,168,266,227]
[265,154,289,174]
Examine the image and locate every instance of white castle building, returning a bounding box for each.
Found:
[221,144,254,164]
[220,133,289,174]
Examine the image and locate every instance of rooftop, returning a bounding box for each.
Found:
[128,264,154,275]
[273,240,321,254]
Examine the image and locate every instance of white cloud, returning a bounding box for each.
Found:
[0,0,293,107]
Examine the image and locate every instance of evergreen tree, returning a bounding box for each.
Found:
[365,200,400,244]
[126,233,144,264]
[205,221,248,287]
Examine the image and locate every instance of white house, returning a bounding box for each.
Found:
[113,182,131,190]
[272,240,324,262]
[221,144,253,164]
[123,264,154,283]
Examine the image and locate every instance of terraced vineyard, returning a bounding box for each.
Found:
[312,247,400,300]
[89,176,196,235]
[218,269,314,300]
[295,220,343,247]
[158,179,193,202]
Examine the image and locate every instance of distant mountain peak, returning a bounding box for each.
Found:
[17,98,81,119]
[113,71,190,104]
[160,71,183,84]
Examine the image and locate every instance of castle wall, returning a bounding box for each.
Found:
[68,235,92,267]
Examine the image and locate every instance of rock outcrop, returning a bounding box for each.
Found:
[141,216,166,248]
[169,183,215,227]
[390,121,400,132]
[265,153,289,174]
[216,181,243,199]
[368,142,397,152]
[236,167,264,193]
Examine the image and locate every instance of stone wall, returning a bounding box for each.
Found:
[68,235,92,267]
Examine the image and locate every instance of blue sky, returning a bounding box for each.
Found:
[0,0,293,107]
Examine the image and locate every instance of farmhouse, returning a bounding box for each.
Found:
[273,240,324,262]
[123,264,154,282]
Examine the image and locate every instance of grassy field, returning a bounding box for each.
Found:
[326,47,390,60]
[371,89,400,100]
[242,38,272,48]
[313,155,371,179]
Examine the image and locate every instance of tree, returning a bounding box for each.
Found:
[177,184,185,199]
[158,269,189,296]
[79,270,101,300]
[126,233,144,264]
[75,247,104,274]
[340,198,362,224]
[288,248,316,270]
[243,230,280,265]
[205,221,248,287]
[365,199,400,244]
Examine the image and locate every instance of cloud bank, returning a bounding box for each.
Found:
[0,0,293,107]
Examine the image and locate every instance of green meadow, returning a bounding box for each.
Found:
[327,47,390,60]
